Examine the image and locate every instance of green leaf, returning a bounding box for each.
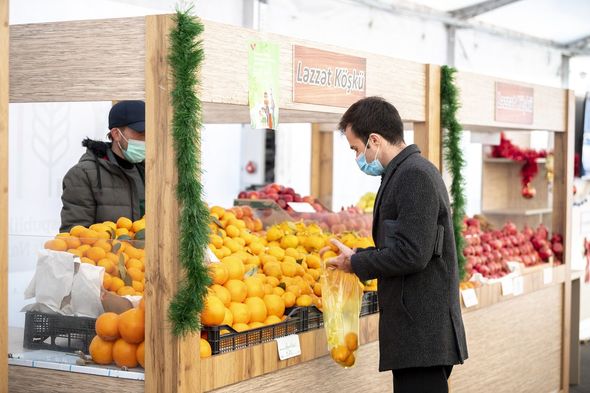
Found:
[117,235,133,242]
[278,282,286,290]
[295,259,303,265]
[244,267,258,278]
[118,254,132,286]
[107,228,116,240]
[112,242,122,254]
[211,216,223,228]
[134,229,145,241]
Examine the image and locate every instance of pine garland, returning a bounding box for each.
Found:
[441,66,467,281]
[167,9,212,337]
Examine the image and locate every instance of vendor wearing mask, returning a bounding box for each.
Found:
[60,100,146,233]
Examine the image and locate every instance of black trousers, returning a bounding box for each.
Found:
[392,365,453,393]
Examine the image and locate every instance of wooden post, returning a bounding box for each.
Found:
[145,14,200,393]
[553,89,575,393]
[0,0,8,392]
[310,123,334,210]
[414,64,441,170]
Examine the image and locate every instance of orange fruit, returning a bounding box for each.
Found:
[222,307,233,326]
[266,276,280,287]
[116,217,133,230]
[118,308,145,344]
[86,246,106,262]
[79,229,99,245]
[70,225,87,237]
[244,297,267,323]
[268,246,285,261]
[67,248,83,258]
[125,245,144,260]
[249,321,265,329]
[313,283,322,297]
[126,258,144,271]
[200,338,212,358]
[248,241,264,256]
[64,236,82,249]
[95,312,120,341]
[273,287,285,296]
[116,228,129,238]
[103,221,117,231]
[136,341,145,368]
[264,315,282,325]
[345,332,358,352]
[263,294,285,318]
[81,257,96,266]
[266,227,283,242]
[201,294,225,326]
[89,336,114,365]
[103,273,113,290]
[113,338,138,368]
[132,280,144,293]
[331,345,350,363]
[286,285,302,297]
[280,234,299,249]
[44,239,68,252]
[209,263,229,285]
[132,219,145,233]
[222,256,245,280]
[244,277,264,298]
[109,277,124,294]
[94,239,112,253]
[232,323,249,332]
[263,262,282,279]
[117,286,136,296]
[281,262,297,278]
[97,259,115,274]
[77,244,91,254]
[225,224,240,238]
[224,279,248,303]
[306,254,321,269]
[210,284,231,307]
[210,206,225,217]
[229,302,251,324]
[343,352,355,367]
[127,267,144,282]
[282,292,296,308]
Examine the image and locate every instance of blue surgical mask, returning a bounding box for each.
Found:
[356,139,384,176]
[118,130,145,163]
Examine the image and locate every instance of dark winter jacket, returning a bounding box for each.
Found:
[59,139,145,232]
[351,144,468,371]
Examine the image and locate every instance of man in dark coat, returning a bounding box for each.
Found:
[326,96,468,393]
[59,100,146,232]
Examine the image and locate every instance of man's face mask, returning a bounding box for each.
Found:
[117,129,145,163]
[356,136,384,176]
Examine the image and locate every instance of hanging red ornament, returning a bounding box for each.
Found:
[492,133,549,199]
[521,183,536,199]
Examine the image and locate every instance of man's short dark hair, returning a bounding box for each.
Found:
[338,96,404,145]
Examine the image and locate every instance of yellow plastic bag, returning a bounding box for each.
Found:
[321,266,363,368]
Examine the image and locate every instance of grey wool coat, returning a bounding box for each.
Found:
[351,144,468,371]
[60,139,145,233]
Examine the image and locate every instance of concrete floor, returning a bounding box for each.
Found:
[572,342,590,393]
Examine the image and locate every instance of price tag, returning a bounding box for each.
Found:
[460,288,478,308]
[275,334,301,361]
[543,268,553,285]
[513,276,524,296]
[205,247,219,264]
[287,202,317,213]
[501,278,513,296]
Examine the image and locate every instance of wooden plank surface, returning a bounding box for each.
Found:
[199,20,425,122]
[451,285,563,393]
[9,18,145,102]
[455,71,567,132]
[414,64,441,169]
[145,14,200,393]
[202,313,379,392]
[0,0,8,391]
[8,366,144,393]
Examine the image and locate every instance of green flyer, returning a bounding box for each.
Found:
[248,41,279,130]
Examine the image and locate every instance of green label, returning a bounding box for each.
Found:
[248,41,280,130]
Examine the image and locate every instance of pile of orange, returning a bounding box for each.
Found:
[44,217,146,297]
[330,331,359,368]
[89,300,145,368]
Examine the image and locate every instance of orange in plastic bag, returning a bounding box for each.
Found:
[321,265,363,368]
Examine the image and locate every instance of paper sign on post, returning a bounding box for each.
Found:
[513,276,524,296]
[501,278,513,296]
[275,334,301,361]
[460,288,478,308]
[287,202,317,213]
[543,268,553,285]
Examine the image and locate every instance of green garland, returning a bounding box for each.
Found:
[441,66,467,281]
[168,9,212,337]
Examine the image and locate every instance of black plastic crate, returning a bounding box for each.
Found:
[360,291,379,316]
[202,308,302,355]
[23,311,97,353]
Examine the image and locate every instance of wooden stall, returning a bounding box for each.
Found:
[0,0,8,392]
[448,71,575,393]
[4,13,437,393]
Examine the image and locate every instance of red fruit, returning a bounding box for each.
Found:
[282,194,294,203]
[504,221,517,235]
[551,234,563,244]
[522,225,534,239]
[536,224,549,240]
[539,246,553,261]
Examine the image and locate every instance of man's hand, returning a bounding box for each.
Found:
[323,239,355,273]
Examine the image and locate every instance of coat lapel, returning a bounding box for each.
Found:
[372,145,421,239]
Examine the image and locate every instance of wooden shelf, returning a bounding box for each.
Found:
[484,157,547,164]
[482,207,552,216]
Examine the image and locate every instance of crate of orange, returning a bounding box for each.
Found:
[23,311,96,353]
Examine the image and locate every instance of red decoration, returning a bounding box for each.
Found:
[574,153,581,178]
[492,133,548,198]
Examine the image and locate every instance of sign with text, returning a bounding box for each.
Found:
[293,45,366,108]
[276,334,301,360]
[495,82,534,124]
